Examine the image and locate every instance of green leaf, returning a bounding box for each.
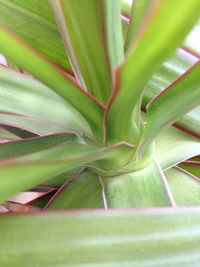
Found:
[0,65,92,137]
[0,113,71,135]
[48,169,104,209]
[142,63,200,145]
[0,133,76,160]
[165,167,200,206]
[1,208,200,266]
[142,48,198,107]
[156,126,200,171]
[101,158,174,208]
[143,48,200,137]
[183,20,200,55]
[0,25,104,139]
[52,0,123,103]
[0,0,70,70]
[179,162,200,179]
[124,0,150,51]
[0,142,127,203]
[106,0,200,144]
[176,107,200,138]
[0,127,20,142]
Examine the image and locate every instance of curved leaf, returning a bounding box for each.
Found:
[0,65,92,136]
[156,126,200,171]
[142,62,200,145]
[0,25,104,139]
[0,0,69,70]
[52,0,123,103]
[0,142,128,203]
[106,0,200,144]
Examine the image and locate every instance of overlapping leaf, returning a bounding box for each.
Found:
[142,62,200,145]
[0,26,104,139]
[52,0,123,103]
[0,0,69,70]
[101,158,174,208]
[106,0,200,144]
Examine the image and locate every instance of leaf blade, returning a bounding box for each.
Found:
[1,208,200,266]
[107,0,200,144]
[0,25,104,138]
[52,0,123,103]
[142,62,200,145]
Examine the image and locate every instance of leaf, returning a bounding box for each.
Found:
[124,0,150,51]
[175,107,200,138]
[183,20,200,55]
[0,142,127,203]
[0,133,76,160]
[143,47,200,137]
[0,127,20,142]
[142,48,198,108]
[0,25,104,139]
[165,167,200,206]
[0,0,70,70]
[179,162,200,179]
[1,208,200,266]
[0,65,92,136]
[142,62,200,145]
[101,158,174,208]
[106,0,200,144]
[0,113,72,135]
[155,126,200,171]
[52,0,123,103]
[47,169,104,209]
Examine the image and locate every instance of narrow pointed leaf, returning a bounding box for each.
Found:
[52,0,123,103]
[106,0,200,143]
[124,0,150,51]
[165,167,200,206]
[156,126,200,171]
[0,65,92,136]
[0,142,127,203]
[0,0,70,70]
[142,48,198,107]
[1,208,200,266]
[102,159,174,208]
[142,63,200,145]
[0,133,76,160]
[143,48,200,136]
[0,113,72,136]
[175,107,200,138]
[48,169,104,209]
[179,162,200,179]
[0,25,104,138]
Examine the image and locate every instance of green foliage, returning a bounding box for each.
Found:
[0,0,199,265]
